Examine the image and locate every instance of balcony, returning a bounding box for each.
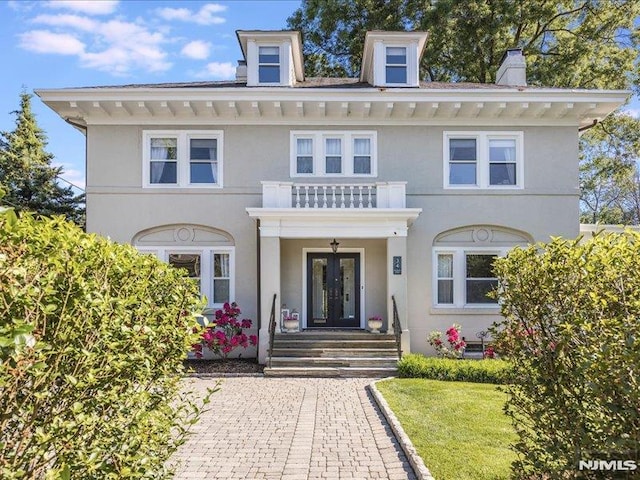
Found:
[261,181,407,209]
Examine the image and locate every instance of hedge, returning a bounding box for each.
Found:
[0,207,211,479]
[492,232,640,477]
[397,353,513,384]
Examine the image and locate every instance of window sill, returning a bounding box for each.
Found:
[430,306,501,315]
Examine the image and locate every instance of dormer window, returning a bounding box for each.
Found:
[385,47,407,84]
[360,31,428,87]
[258,46,280,83]
[236,31,304,87]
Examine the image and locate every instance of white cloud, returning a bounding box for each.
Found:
[32,14,98,31]
[54,163,86,190]
[45,0,119,15]
[201,61,236,80]
[19,30,85,55]
[181,40,211,60]
[80,20,171,74]
[156,3,226,25]
[20,16,171,75]
[622,108,640,119]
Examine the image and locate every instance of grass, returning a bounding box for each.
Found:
[376,378,517,480]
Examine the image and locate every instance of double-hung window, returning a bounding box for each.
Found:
[258,46,280,83]
[385,46,407,84]
[138,247,235,308]
[143,131,223,188]
[434,249,502,308]
[291,131,377,177]
[444,131,523,188]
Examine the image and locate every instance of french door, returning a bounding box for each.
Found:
[307,253,361,328]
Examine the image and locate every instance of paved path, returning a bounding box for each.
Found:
[172,377,417,480]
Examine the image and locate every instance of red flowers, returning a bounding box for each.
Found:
[194,302,258,359]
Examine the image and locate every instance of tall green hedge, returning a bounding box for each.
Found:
[492,232,640,478]
[0,208,210,479]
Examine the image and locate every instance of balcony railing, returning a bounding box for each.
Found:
[261,181,407,209]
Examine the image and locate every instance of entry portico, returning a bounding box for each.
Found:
[247,181,421,363]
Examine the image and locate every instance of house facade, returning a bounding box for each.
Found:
[37,30,628,363]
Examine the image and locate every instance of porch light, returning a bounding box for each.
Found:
[330,239,340,254]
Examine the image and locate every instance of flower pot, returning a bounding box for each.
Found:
[368,318,383,333]
[283,318,299,332]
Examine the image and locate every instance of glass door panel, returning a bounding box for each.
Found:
[307,253,360,328]
[310,257,328,325]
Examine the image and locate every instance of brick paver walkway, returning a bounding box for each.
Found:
[172,377,416,480]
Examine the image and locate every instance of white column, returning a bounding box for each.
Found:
[258,236,281,364]
[387,236,410,356]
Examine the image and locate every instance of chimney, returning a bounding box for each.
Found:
[496,48,527,86]
[235,60,247,82]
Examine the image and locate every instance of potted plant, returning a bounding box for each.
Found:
[367,315,383,333]
[282,311,299,332]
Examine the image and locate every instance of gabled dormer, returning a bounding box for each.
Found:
[360,31,428,87]
[236,30,304,87]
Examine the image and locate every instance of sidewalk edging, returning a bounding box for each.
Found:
[369,378,436,480]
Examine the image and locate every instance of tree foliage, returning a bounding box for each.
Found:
[491,233,640,477]
[0,93,85,226]
[0,203,212,479]
[288,0,639,89]
[579,113,640,224]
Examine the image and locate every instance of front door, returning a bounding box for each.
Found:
[307,253,361,328]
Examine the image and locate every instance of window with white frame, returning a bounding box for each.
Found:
[137,247,234,308]
[143,131,223,188]
[434,249,502,307]
[258,46,280,83]
[444,132,523,188]
[291,131,377,177]
[385,46,407,84]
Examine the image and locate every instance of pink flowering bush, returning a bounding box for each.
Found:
[192,302,257,359]
[427,323,466,358]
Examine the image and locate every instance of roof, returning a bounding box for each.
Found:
[61,77,558,91]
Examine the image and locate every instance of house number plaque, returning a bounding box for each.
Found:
[393,256,402,275]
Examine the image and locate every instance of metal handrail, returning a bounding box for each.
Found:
[391,295,402,358]
[267,293,277,368]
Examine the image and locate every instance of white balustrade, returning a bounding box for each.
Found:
[261,181,406,209]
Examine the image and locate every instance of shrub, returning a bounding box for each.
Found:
[397,353,513,384]
[492,232,640,477]
[427,323,467,358]
[195,302,257,359]
[0,209,212,479]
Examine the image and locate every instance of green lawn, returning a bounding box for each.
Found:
[376,378,517,480]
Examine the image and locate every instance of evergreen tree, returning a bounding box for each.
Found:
[0,93,84,226]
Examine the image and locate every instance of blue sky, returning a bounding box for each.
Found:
[0,0,301,191]
[1,0,637,192]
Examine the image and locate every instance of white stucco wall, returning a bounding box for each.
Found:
[85,122,580,356]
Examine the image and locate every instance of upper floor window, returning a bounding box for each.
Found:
[143,130,223,188]
[444,131,523,189]
[258,46,280,83]
[290,131,377,177]
[386,46,407,84]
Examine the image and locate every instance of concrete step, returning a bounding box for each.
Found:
[269,356,398,368]
[269,348,399,358]
[275,332,395,341]
[263,366,398,378]
[272,339,397,349]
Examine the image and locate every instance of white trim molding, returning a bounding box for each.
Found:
[301,247,366,329]
[136,246,235,309]
[432,246,506,309]
[443,130,524,189]
[290,130,378,177]
[142,130,224,188]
